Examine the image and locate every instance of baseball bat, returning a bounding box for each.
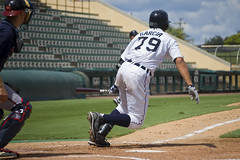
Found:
[75,87,108,93]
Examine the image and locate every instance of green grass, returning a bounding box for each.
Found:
[220,129,240,138]
[1,94,239,141]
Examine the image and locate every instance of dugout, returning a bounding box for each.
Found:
[197,69,240,92]
[79,68,240,95]
[1,70,89,101]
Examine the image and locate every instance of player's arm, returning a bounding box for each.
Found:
[175,57,199,104]
[174,57,192,86]
[0,76,8,103]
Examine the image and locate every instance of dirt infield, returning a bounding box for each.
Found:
[6,102,240,160]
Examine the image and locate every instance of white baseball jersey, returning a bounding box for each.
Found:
[121,28,183,73]
[116,28,183,129]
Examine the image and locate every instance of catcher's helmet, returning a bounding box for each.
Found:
[2,0,34,30]
[149,9,170,31]
[129,30,138,38]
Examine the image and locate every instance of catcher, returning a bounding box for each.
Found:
[0,0,34,158]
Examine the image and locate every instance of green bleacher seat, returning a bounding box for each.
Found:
[0,3,159,71]
[45,8,99,19]
[99,35,130,44]
[86,29,129,38]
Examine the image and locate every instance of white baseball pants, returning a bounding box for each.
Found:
[115,62,151,129]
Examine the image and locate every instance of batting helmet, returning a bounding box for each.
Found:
[2,0,34,30]
[149,9,170,31]
[129,30,138,38]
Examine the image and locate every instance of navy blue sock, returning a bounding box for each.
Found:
[110,109,120,115]
[103,112,130,127]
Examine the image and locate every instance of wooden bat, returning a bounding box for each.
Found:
[75,87,108,93]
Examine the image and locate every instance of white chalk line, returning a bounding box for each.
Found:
[64,155,150,160]
[120,118,240,145]
[215,159,240,160]
[22,118,240,160]
[22,154,150,160]
[153,118,240,144]
[126,150,166,153]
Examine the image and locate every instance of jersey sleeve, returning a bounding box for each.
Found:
[168,39,183,62]
[121,40,132,61]
[120,34,140,61]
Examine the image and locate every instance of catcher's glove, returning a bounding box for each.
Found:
[187,85,199,104]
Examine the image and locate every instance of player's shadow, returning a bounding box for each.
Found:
[115,143,217,149]
[20,152,89,159]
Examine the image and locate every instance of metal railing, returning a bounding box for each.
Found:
[83,69,240,96]
[201,45,240,66]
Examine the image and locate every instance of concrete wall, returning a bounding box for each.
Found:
[174,36,231,71]
[88,0,149,33]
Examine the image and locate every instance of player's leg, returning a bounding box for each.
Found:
[103,64,151,129]
[88,109,121,147]
[0,84,32,157]
[0,99,32,148]
[87,63,150,146]
[87,66,129,147]
[95,67,133,146]
[0,148,19,159]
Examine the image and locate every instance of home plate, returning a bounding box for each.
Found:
[126,150,166,153]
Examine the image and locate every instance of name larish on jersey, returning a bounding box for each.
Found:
[140,31,163,37]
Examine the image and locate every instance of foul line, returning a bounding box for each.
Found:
[63,155,150,160]
[23,154,150,160]
[120,118,240,145]
[153,118,240,144]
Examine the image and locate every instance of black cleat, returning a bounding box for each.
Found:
[87,112,102,141]
[88,136,110,147]
[95,135,110,147]
[87,112,110,147]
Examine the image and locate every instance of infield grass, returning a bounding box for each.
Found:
[3,94,239,141]
[220,129,240,138]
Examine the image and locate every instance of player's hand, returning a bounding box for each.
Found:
[0,87,8,103]
[115,58,124,70]
[187,85,199,104]
[108,85,119,94]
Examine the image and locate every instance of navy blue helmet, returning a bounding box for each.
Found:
[149,9,170,31]
[2,0,34,30]
[129,30,138,38]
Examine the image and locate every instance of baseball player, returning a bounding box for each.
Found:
[129,30,138,40]
[112,30,139,106]
[87,9,199,147]
[0,0,34,158]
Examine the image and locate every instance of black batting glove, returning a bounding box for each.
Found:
[108,85,119,94]
[116,58,124,70]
